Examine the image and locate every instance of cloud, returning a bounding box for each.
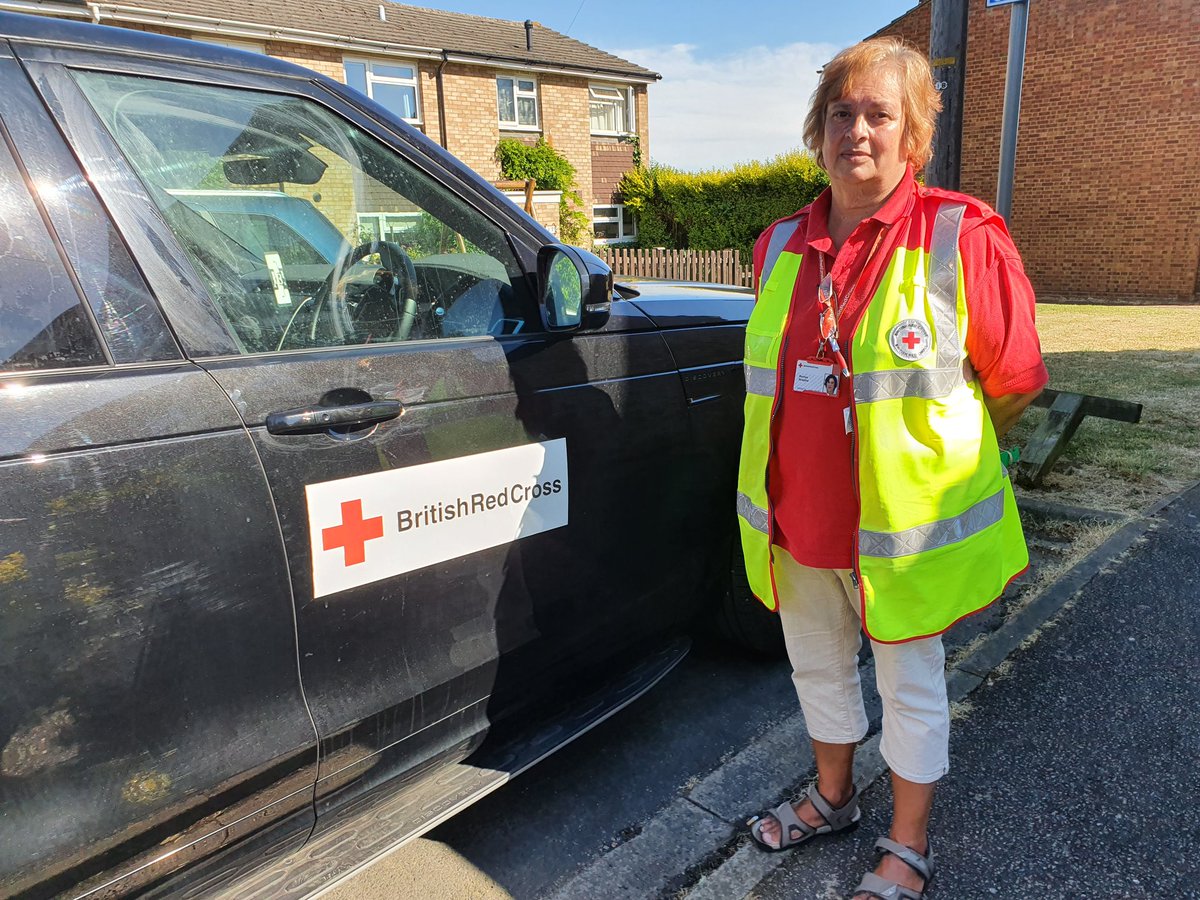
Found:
[613,41,842,172]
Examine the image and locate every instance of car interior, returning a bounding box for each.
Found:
[72,71,536,355]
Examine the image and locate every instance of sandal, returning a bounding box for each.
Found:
[853,837,935,899]
[745,782,861,852]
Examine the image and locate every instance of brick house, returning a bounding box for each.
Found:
[8,0,657,246]
[879,0,1200,302]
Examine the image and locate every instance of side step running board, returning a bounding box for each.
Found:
[198,637,691,900]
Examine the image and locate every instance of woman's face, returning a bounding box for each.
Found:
[822,67,909,194]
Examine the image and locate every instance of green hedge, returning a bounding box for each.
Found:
[619,152,829,258]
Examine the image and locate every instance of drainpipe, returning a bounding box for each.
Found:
[524,20,533,51]
[435,50,450,149]
[88,2,101,22]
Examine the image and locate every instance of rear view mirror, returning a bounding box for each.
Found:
[223,147,327,185]
[536,244,612,332]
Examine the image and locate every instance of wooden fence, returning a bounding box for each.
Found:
[596,247,754,288]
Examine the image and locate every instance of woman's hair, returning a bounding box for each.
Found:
[803,37,942,170]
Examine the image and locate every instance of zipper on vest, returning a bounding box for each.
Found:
[847,357,864,605]
[849,422,861,592]
[769,333,791,429]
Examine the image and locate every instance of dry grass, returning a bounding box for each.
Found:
[1008,304,1200,512]
[1010,519,1122,608]
[1034,303,1200,353]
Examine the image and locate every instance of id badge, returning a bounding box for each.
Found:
[793,358,841,396]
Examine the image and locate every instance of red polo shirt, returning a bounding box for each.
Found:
[754,171,1048,570]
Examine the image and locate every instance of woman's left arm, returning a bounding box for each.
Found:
[961,214,1049,438]
[984,389,1043,439]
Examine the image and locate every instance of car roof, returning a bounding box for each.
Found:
[0,11,318,81]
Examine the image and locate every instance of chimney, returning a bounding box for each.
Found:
[524,20,533,52]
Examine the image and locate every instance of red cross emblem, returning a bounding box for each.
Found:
[890,319,932,360]
[322,499,384,566]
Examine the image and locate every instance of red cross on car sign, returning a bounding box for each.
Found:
[322,499,385,567]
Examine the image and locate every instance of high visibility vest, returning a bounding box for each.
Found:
[736,200,1028,643]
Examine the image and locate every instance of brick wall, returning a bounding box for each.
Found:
[440,63,502,181]
[538,72,594,215]
[264,40,344,81]
[880,0,1200,301]
[634,85,650,160]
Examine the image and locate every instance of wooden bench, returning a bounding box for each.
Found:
[1014,389,1143,487]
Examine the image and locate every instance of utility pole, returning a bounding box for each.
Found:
[927,0,969,190]
[994,0,1030,221]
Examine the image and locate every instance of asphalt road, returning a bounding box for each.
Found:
[752,487,1200,899]
[319,632,798,899]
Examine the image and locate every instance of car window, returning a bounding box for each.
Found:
[73,72,535,355]
[0,128,106,373]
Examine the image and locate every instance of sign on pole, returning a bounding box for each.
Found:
[927,0,969,190]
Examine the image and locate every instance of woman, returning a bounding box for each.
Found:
[737,38,1046,899]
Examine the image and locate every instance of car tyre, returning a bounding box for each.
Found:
[711,539,786,657]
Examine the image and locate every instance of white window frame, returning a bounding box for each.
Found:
[344,57,423,125]
[592,204,636,245]
[356,211,424,243]
[589,84,635,136]
[497,75,540,131]
[199,37,266,54]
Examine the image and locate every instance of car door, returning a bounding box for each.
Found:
[0,51,317,899]
[28,49,554,809]
[26,39,701,832]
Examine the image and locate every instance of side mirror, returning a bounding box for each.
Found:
[536,244,612,332]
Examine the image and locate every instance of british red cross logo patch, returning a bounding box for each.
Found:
[888,318,933,362]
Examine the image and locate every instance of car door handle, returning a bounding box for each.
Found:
[265,400,403,435]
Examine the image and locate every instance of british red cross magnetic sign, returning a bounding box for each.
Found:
[305,439,569,599]
[889,318,933,362]
[322,498,385,566]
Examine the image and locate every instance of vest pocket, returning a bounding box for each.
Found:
[743,329,780,368]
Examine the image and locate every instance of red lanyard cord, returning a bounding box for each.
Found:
[815,226,888,376]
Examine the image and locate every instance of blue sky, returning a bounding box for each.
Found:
[406,1,917,170]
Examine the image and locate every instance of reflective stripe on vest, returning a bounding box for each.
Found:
[758,219,802,293]
[744,363,777,398]
[736,199,1028,639]
[736,490,769,534]
[858,486,1005,558]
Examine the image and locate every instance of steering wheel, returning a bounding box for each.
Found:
[319,240,420,345]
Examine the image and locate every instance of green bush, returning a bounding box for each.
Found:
[496,138,590,245]
[495,137,575,191]
[619,152,829,258]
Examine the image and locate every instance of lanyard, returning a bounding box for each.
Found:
[815,226,887,376]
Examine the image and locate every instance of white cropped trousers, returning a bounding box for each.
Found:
[773,547,950,784]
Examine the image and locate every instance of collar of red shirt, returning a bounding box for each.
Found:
[804,164,917,256]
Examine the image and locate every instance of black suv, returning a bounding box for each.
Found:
[0,14,773,899]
